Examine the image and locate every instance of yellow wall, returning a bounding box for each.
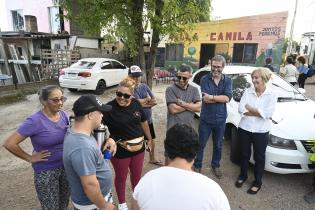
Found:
[183,11,288,65]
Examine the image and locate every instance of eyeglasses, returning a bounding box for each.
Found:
[48,96,67,103]
[116,91,131,99]
[211,65,223,69]
[177,76,189,81]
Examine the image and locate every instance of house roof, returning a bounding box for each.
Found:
[0,31,70,39]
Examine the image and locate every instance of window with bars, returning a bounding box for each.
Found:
[11,10,24,31]
[166,44,184,61]
[232,43,258,64]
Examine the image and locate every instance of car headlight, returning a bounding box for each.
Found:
[268,134,297,150]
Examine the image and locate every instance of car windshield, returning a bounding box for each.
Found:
[70,61,96,69]
[228,73,307,102]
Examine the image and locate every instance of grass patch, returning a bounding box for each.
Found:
[0,89,37,105]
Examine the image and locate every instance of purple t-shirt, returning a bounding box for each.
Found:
[17,110,69,172]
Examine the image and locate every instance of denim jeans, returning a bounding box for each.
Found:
[238,128,269,187]
[194,119,226,169]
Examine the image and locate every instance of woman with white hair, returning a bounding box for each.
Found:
[234,68,277,194]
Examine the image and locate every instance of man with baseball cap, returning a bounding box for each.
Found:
[63,94,117,210]
[128,65,162,166]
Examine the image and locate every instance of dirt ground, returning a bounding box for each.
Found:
[1,78,315,210]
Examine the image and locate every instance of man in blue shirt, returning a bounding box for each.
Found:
[193,55,232,179]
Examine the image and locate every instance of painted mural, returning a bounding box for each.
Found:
[165,11,288,72]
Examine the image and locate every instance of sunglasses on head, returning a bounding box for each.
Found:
[177,76,189,81]
[48,96,67,103]
[116,91,131,99]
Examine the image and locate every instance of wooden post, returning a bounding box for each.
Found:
[25,39,34,82]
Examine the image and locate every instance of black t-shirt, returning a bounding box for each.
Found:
[102,98,147,158]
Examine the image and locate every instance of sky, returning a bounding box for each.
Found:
[211,0,315,41]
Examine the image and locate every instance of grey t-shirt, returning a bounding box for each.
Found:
[165,84,201,130]
[63,129,112,205]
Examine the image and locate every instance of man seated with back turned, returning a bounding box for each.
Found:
[132,124,230,210]
[63,94,117,210]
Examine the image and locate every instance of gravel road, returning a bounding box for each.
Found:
[0,76,315,210]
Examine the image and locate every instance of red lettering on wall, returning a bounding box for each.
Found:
[210,33,216,41]
[246,32,252,40]
[226,32,232,40]
[218,32,224,41]
[233,32,237,40]
[207,31,252,41]
[238,32,244,40]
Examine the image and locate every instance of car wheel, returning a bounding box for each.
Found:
[94,80,106,95]
[68,88,77,92]
[230,126,241,165]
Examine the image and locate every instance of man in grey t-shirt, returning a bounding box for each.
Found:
[63,94,117,210]
[165,64,201,131]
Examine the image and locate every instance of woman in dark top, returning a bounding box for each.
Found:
[102,78,152,210]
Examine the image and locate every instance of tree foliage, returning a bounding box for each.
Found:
[59,0,211,87]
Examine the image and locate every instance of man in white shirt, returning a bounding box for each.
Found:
[132,124,230,210]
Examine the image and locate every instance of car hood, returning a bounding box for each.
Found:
[270,99,315,140]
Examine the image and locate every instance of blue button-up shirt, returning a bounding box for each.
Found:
[200,73,232,124]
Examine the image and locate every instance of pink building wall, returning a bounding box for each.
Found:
[0,0,70,33]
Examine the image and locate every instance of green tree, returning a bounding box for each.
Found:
[59,0,211,88]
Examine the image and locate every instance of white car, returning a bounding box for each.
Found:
[59,58,128,94]
[189,65,315,174]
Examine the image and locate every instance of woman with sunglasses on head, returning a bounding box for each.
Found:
[102,78,153,210]
[3,85,70,210]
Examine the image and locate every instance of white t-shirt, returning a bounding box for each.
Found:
[283,64,298,83]
[133,166,230,210]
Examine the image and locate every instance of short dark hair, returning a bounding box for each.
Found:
[179,64,192,73]
[164,124,200,162]
[265,57,272,64]
[286,56,294,64]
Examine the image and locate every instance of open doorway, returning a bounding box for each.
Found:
[199,44,215,68]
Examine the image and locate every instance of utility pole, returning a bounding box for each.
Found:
[286,0,298,56]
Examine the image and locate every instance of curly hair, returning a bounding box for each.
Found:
[297,56,306,65]
[164,124,200,162]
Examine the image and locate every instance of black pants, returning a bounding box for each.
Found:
[298,73,307,88]
[238,128,269,187]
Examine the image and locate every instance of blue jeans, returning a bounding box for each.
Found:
[194,120,226,169]
[238,128,269,187]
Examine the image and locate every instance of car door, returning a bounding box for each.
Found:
[111,60,128,84]
[226,73,252,126]
[100,61,115,86]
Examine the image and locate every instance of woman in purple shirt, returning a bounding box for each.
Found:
[3,85,70,210]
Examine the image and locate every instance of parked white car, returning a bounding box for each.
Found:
[59,58,128,94]
[189,65,315,174]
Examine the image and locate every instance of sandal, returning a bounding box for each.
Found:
[235,179,246,188]
[247,184,261,194]
[149,160,163,166]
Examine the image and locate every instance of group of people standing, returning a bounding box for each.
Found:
[3,65,160,210]
[2,54,285,209]
[166,55,276,195]
[279,55,310,88]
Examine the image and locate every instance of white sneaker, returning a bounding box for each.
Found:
[118,202,129,210]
